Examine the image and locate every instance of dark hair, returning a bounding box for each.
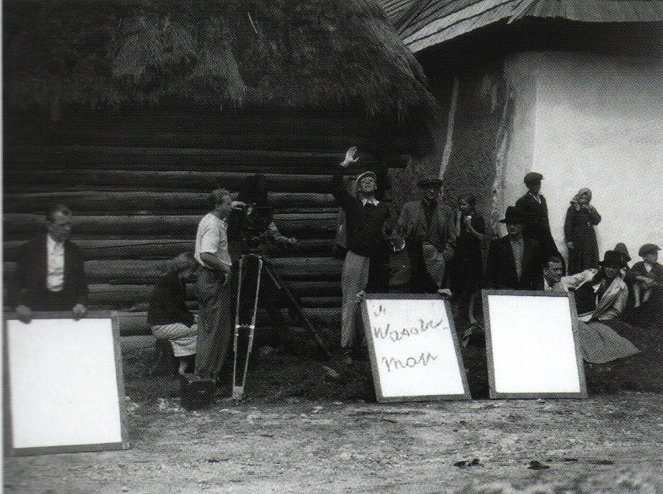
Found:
[544,255,564,268]
[47,204,72,223]
[459,194,476,207]
[171,252,197,273]
[209,188,231,208]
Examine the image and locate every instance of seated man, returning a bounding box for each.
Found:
[147,252,199,375]
[628,244,662,308]
[486,206,543,290]
[11,204,88,323]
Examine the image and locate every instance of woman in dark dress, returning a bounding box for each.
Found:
[564,188,601,274]
[450,194,485,322]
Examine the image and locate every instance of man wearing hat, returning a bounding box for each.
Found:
[628,244,662,309]
[515,172,559,258]
[486,205,543,290]
[397,176,456,289]
[333,147,390,363]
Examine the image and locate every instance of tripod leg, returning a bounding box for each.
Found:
[264,262,331,359]
[233,255,263,400]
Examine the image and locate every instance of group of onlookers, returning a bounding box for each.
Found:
[333,148,661,366]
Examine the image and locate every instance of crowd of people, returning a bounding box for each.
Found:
[8,147,661,389]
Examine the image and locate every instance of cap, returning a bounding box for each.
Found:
[524,172,543,184]
[638,243,660,257]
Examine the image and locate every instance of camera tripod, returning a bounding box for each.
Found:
[232,254,331,400]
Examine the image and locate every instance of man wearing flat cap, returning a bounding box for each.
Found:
[486,206,543,290]
[333,147,390,363]
[398,176,456,289]
[515,171,559,259]
[627,243,663,309]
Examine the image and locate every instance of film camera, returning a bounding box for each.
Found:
[232,203,275,253]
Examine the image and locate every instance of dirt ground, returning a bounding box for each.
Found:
[4,335,663,494]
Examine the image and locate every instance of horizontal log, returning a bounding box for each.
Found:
[3,213,338,238]
[115,307,341,336]
[2,191,337,214]
[22,130,368,152]
[86,280,341,306]
[1,170,372,193]
[4,257,342,284]
[4,145,381,170]
[2,238,334,261]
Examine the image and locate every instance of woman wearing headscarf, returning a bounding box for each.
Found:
[564,188,601,274]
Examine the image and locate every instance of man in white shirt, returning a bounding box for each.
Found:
[542,255,597,294]
[194,189,241,380]
[12,204,88,323]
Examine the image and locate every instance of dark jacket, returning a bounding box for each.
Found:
[515,192,558,256]
[11,234,88,309]
[147,271,195,327]
[486,235,543,290]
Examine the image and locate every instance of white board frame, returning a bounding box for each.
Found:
[3,311,130,456]
[482,290,587,399]
[361,294,470,403]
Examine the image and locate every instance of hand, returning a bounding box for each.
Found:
[566,241,574,250]
[231,200,246,209]
[340,146,359,168]
[72,304,88,320]
[16,305,32,324]
[355,290,366,304]
[437,289,453,299]
[463,215,472,227]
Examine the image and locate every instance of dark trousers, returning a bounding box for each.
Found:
[22,288,78,312]
[195,267,235,380]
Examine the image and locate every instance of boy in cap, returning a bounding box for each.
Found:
[486,206,543,290]
[397,176,456,289]
[629,244,662,308]
[333,147,390,363]
[515,172,559,259]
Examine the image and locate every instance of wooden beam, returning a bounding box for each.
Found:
[4,257,342,283]
[115,308,340,336]
[2,238,334,261]
[4,170,336,193]
[2,191,337,214]
[3,213,338,238]
[4,145,381,169]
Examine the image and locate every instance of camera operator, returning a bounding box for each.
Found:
[229,174,297,351]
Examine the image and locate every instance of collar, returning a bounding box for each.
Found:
[361,197,379,206]
[528,192,542,203]
[47,234,63,251]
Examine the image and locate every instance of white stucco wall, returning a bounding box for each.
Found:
[502,51,663,261]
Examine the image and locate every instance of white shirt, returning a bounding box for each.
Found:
[194,213,232,269]
[47,234,65,292]
[361,197,380,206]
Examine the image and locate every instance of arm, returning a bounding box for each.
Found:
[12,242,33,323]
[599,285,628,320]
[199,253,231,276]
[441,208,457,262]
[70,245,88,319]
[585,204,601,225]
[332,147,359,210]
[267,221,296,245]
[463,215,485,242]
[485,241,499,289]
[563,207,575,248]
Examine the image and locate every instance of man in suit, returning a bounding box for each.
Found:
[398,177,456,289]
[515,172,559,259]
[12,204,88,323]
[486,206,543,290]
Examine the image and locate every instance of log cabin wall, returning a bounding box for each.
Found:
[3,108,394,335]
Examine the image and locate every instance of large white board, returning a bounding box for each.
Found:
[361,295,470,402]
[482,291,587,399]
[4,314,129,455]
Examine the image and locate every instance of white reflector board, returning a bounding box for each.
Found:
[361,294,470,402]
[4,313,129,455]
[482,291,587,399]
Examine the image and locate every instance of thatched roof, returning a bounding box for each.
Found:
[381,0,663,52]
[4,0,438,121]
